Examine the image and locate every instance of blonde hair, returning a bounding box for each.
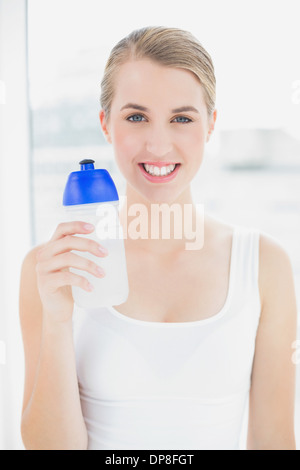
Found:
[100,26,216,121]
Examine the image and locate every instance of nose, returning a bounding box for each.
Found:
[145,125,173,157]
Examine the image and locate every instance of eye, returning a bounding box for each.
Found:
[172,116,192,124]
[126,114,146,122]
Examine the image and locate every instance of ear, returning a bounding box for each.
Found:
[206,109,217,142]
[99,110,112,144]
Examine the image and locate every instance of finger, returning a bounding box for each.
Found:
[38,234,108,262]
[44,270,94,294]
[49,221,95,242]
[38,251,105,278]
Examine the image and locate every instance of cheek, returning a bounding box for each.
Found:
[176,126,206,157]
[111,125,143,165]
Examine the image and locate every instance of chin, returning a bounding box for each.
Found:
[139,185,187,206]
[122,165,192,205]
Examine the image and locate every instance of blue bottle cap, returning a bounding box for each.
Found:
[63,159,119,206]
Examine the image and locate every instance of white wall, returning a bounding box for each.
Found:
[0,0,32,450]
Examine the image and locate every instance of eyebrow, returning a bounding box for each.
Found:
[120,103,200,114]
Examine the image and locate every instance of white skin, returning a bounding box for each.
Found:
[100,59,216,254]
[19,58,297,450]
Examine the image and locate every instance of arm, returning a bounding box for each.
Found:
[19,245,88,450]
[19,221,107,450]
[247,234,298,450]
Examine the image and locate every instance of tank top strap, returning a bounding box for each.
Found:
[230,225,262,322]
[234,225,260,287]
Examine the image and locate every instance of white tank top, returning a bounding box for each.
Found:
[73,225,261,450]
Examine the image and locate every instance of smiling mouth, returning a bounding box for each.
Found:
[140,163,180,177]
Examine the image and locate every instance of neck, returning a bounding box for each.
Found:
[118,183,204,255]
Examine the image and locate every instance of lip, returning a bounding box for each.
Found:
[138,163,181,183]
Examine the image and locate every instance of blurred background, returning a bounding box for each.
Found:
[0,0,299,450]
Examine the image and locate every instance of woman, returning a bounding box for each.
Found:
[19,26,298,450]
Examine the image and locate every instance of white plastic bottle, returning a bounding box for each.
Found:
[62,159,129,309]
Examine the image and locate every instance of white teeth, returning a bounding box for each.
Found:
[143,163,177,176]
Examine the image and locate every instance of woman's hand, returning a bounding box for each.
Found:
[35,221,107,323]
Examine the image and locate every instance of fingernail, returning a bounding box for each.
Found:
[87,282,94,291]
[98,245,108,256]
[96,266,105,276]
[84,223,94,231]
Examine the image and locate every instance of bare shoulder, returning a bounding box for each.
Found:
[258,231,296,312]
[208,216,297,316]
[259,231,293,269]
[203,213,236,246]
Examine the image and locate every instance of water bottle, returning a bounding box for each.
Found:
[62,159,129,309]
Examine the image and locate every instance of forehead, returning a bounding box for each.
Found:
[111,59,206,109]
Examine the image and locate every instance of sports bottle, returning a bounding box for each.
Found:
[62,159,129,308]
